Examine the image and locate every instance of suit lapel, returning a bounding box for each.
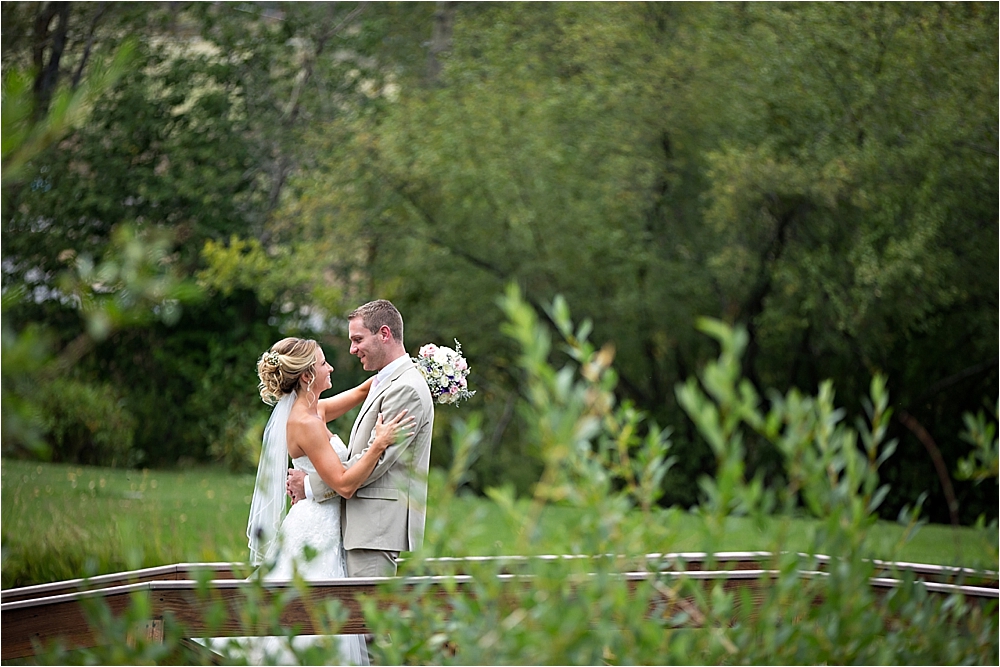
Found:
[349,358,415,454]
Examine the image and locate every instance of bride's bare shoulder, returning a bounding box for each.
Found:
[286,406,326,444]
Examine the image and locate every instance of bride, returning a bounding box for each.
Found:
[213,336,413,665]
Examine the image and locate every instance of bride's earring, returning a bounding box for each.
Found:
[302,374,317,405]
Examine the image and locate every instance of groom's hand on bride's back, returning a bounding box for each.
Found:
[286,468,306,504]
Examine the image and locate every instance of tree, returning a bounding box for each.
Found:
[3,3,995,523]
[2,2,435,467]
[237,2,996,520]
[1,4,199,463]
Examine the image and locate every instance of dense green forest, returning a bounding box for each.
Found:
[3,1,997,525]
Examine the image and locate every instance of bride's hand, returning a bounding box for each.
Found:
[372,409,415,454]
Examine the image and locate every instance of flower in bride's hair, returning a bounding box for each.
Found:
[413,339,475,406]
[266,351,280,367]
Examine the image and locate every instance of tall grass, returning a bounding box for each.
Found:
[1,460,254,588]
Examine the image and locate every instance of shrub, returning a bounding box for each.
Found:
[36,378,139,467]
[23,285,999,665]
[208,403,266,473]
[359,286,997,665]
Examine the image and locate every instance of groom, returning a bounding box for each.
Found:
[286,299,435,577]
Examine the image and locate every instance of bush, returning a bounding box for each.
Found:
[36,378,138,467]
[22,285,999,665]
[360,286,998,665]
[208,403,267,473]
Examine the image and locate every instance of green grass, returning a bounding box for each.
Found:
[1,459,256,588]
[446,496,997,570]
[2,459,996,589]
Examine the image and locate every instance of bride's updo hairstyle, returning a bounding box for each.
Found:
[257,337,320,405]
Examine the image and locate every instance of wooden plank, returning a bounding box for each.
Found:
[4,568,996,660]
[149,577,424,637]
[866,558,999,586]
[0,562,243,604]
[1,576,470,659]
[2,585,142,660]
[3,554,996,660]
[411,551,998,586]
[4,553,993,603]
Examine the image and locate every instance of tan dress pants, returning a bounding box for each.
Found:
[346,548,399,577]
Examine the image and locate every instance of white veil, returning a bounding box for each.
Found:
[247,390,295,566]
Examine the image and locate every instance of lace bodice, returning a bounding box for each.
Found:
[291,434,349,473]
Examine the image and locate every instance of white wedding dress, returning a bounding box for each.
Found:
[201,432,368,666]
[268,436,354,579]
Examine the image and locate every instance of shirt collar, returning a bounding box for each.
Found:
[375,354,409,387]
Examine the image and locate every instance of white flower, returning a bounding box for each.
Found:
[412,338,475,406]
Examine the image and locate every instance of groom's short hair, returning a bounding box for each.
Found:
[349,299,404,344]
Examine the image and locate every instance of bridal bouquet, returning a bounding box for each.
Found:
[413,339,475,405]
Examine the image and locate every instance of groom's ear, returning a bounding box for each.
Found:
[378,325,392,342]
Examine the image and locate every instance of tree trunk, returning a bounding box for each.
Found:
[427,1,457,85]
[32,1,72,121]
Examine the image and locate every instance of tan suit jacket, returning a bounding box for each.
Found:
[308,357,435,552]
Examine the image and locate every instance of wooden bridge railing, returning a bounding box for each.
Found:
[2,552,996,660]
